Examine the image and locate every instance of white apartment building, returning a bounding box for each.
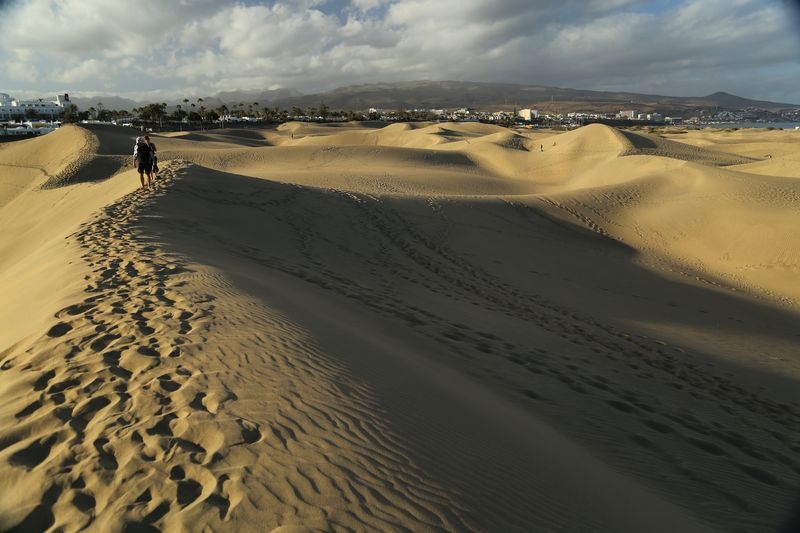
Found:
[518,108,539,121]
[0,93,71,121]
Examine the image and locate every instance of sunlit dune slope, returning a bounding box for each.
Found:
[651,127,800,177]
[616,129,756,165]
[541,156,800,304]
[149,122,631,194]
[661,126,799,158]
[0,126,138,347]
[0,125,96,202]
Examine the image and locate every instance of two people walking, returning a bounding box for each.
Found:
[133,135,158,188]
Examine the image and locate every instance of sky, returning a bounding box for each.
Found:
[1,0,800,105]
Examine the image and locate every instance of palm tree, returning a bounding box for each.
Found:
[62,104,79,124]
[217,105,229,128]
[197,98,205,128]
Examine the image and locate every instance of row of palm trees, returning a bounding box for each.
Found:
[65,97,441,128]
[126,99,362,128]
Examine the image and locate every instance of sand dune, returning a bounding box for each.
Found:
[616,129,757,165]
[0,121,798,532]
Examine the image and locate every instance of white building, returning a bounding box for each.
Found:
[0,93,71,122]
[518,108,539,121]
[0,121,59,138]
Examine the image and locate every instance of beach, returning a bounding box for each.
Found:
[0,121,798,532]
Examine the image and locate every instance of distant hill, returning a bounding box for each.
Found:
[198,88,303,111]
[70,95,140,113]
[700,91,792,110]
[267,81,798,115]
[68,81,798,115]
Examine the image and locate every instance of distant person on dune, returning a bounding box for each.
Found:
[133,136,153,188]
[145,135,159,177]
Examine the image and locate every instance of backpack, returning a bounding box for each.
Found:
[137,141,151,159]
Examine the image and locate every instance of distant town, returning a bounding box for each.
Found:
[2,92,799,140]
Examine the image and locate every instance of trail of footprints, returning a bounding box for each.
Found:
[0,162,260,531]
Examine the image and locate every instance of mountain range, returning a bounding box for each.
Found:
[69,81,799,116]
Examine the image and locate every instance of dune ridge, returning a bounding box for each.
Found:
[1,121,798,532]
[615,129,757,165]
[0,165,484,531]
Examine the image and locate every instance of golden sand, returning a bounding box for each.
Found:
[0,121,798,532]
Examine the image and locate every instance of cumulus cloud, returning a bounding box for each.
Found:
[52,59,109,84]
[0,0,798,103]
[7,61,39,83]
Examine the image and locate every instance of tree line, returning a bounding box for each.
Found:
[46,97,450,129]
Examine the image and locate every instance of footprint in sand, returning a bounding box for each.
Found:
[237,418,262,444]
[136,345,161,358]
[9,434,59,468]
[47,322,73,337]
[33,369,56,391]
[157,373,182,392]
[90,333,120,352]
[93,437,119,471]
[56,302,94,318]
[70,395,112,433]
[15,400,43,419]
[147,413,178,437]
[189,392,219,414]
[177,479,203,507]
[71,490,96,512]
